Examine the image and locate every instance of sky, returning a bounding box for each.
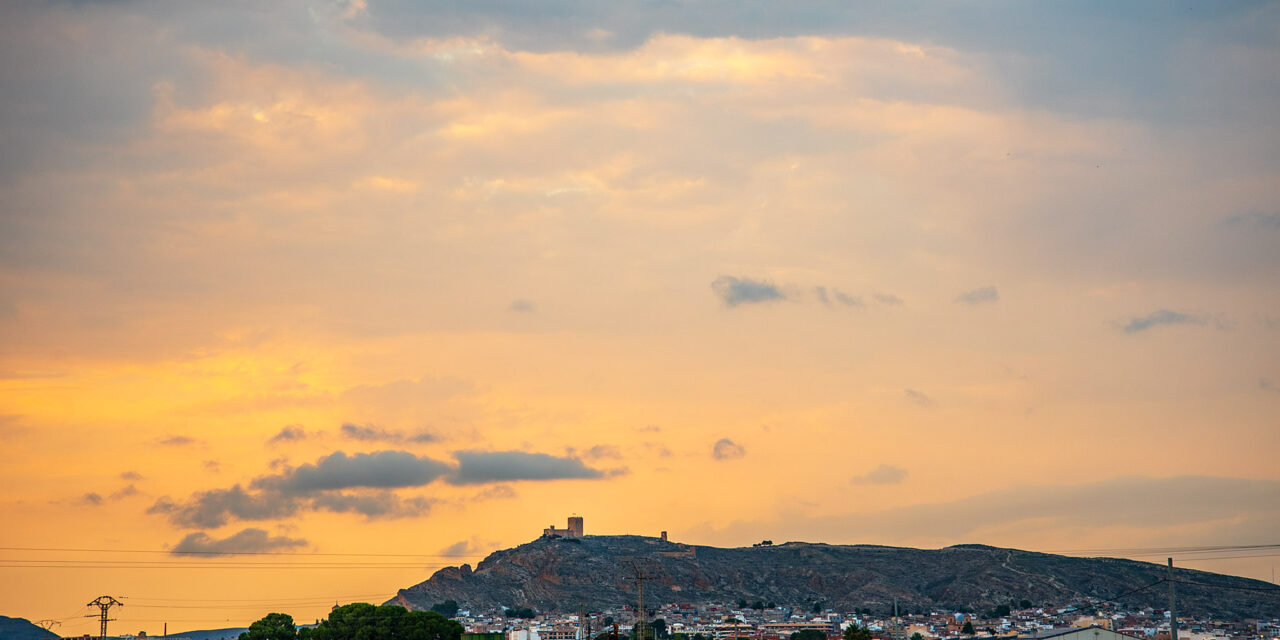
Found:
[2,0,1279,633]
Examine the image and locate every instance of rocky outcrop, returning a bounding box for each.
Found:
[390,536,1279,618]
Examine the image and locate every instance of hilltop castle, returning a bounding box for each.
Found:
[543,516,584,538]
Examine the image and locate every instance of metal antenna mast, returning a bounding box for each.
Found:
[87,596,123,640]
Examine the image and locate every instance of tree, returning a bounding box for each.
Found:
[737,599,748,609]
[810,602,823,614]
[844,626,872,640]
[505,607,537,619]
[911,633,924,640]
[431,601,460,618]
[305,604,462,640]
[790,631,826,640]
[1019,600,1032,610]
[960,622,975,636]
[651,619,668,640]
[751,601,764,611]
[241,613,296,640]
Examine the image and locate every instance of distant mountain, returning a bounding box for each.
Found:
[389,536,1280,618]
[165,628,249,640]
[0,616,58,640]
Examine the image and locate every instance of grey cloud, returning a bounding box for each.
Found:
[850,464,908,485]
[711,276,784,307]
[203,460,221,472]
[508,299,536,313]
[109,483,138,499]
[450,450,609,485]
[873,293,904,306]
[712,438,745,461]
[1222,210,1280,229]
[1260,378,1280,395]
[262,450,453,493]
[81,492,104,506]
[158,435,199,446]
[955,286,999,305]
[815,286,863,308]
[904,388,936,408]
[120,471,143,481]
[170,528,307,556]
[149,484,300,529]
[582,444,622,460]
[439,539,478,557]
[269,426,307,444]
[340,422,436,444]
[470,484,517,502]
[1122,309,1207,334]
[309,491,436,519]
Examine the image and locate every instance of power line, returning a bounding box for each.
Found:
[0,546,485,558]
[1171,578,1280,593]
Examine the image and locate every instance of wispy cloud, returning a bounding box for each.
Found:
[904,388,936,408]
[872,293,904,306]
[1122,309,1206,334]
[268,426,307,444]
[712,276,785,307]
[850,464,908,485]
[955,286,999,305]
[157,435,200,447]
[450,451,613,485]
[340,422,436,444]
[508,299,536,313]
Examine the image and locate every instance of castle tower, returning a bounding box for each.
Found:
[567,516,584,537]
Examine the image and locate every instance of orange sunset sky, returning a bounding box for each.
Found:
[2,0,1279,634]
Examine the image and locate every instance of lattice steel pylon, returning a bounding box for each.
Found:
[35,620,61,636]
[87,596,123,640]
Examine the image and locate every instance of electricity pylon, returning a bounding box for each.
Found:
[87,596,123,640]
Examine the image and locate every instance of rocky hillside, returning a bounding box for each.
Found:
[389,536,1279,618]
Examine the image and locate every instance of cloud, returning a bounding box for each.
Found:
[81,492,104,506]
[1221,210,1280,229]
[693,476,1280,549]
[904,388,936,408]
[157,435,200,446]
[450,450,609,485]
[203,460,221,472]
[308,491,437,519]
[955,286,999,305]
[815,286,863,308]
[711,276,785,307]
[872,293,904,306]
[340,422,436,444]
[581,444,622,460]
[109,484,139,499]
[850,464,908,485]
[439,539,485,557]
[1260,378,1280,395]
[712,438,746,461]
[470,484,518,502]
[508,299,536,313]
[1122,309,1207,334]
[149,484,301,529]
[268,425,307,444]
[170,528,307,556]
[260,450,453,493]
[120,471,143,481]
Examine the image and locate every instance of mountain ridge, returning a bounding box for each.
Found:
[389,535,1280,618]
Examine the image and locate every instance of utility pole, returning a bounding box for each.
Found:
[36,620,61,637]
[627,561,650,640]
[1167,559,1178,640]
[87,596,123,640]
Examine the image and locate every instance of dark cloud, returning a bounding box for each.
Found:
[712,438,745,461]
[149,484,300,529]
[260,450,452,493]
[850,464,908,485]
[955,286,999,305]
[872,293,904,306]
[1122,309,1207,334]
[309,491,437,519]
[711,276,785,307]
[508,299,536,313]
[81,492,104,506]
[170,528,307,556]
[120,471,143,481]
[904,388,936,408]
[268,425,307,444]
[450,450,608,485]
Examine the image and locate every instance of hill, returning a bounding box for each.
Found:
[0,617,57,640]
[166,627,250,640]
[388,536,1280,618]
